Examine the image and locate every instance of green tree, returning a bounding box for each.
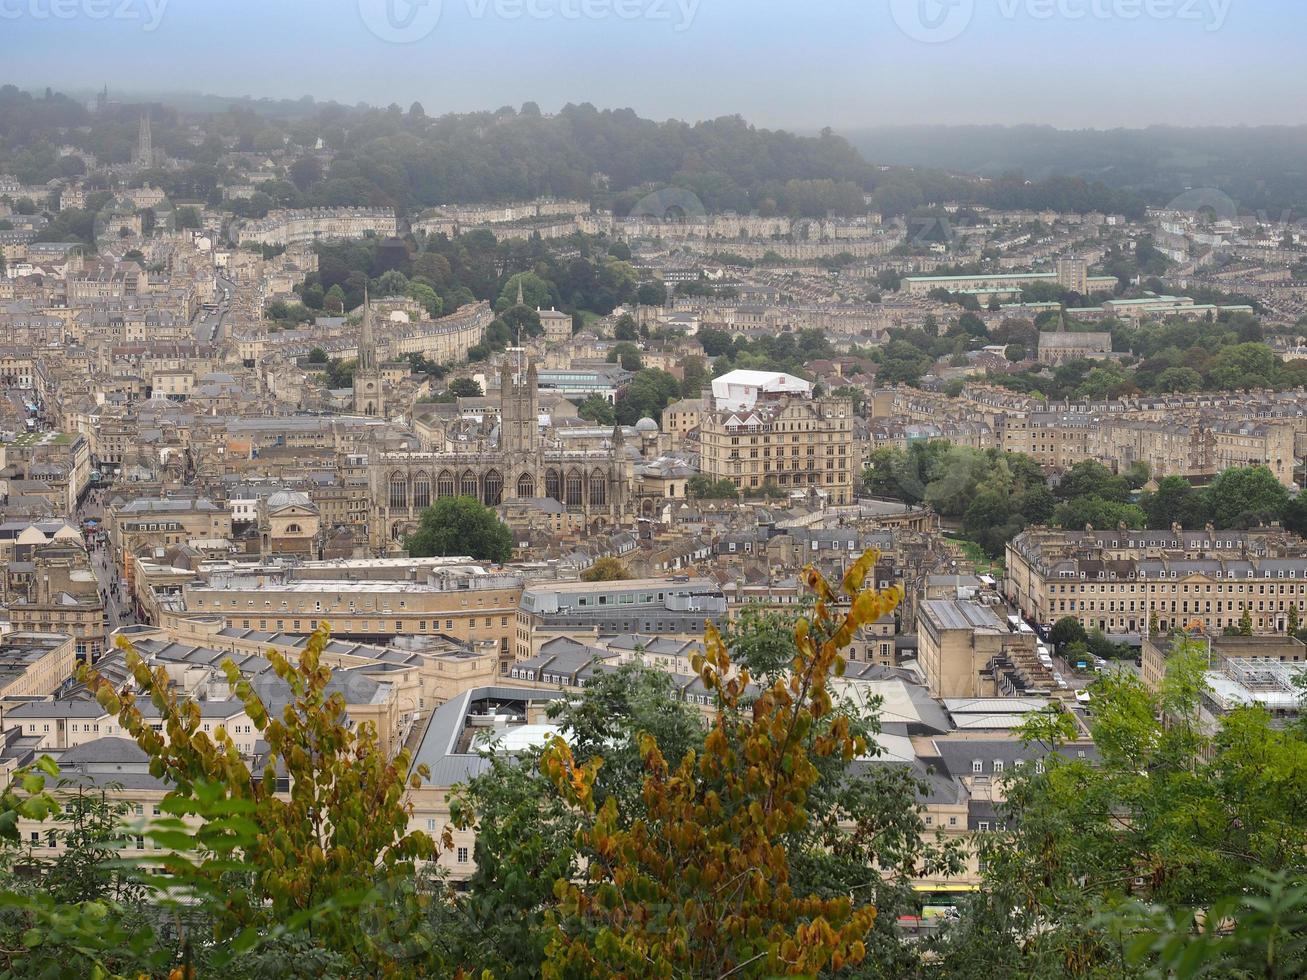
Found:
[77,627,438,972]
[1052,496,1146,531]
[1110,869,1307,978]
[1284,496,1307,536]
[448,377,483,398]
[323,283,346,313]
[496,272,553,312]
[615,368,681,426]
[539,554,902,976]
[501,304,542,341]
[935,640,1307,976]
[580,557,630,582]
[439,744,584,978]
[306,346,328,364]
[679,354,709,398]
[719,606,800,684]
[636,281,667,307]
[607,341,642,372]
[373,269,409,297]
[612,314,639,341]
[1141,475,1211,529]
[924,446,993,517]
[575,393,616,426]
[1154,366,1202,393]
[1049,616,1088,653]
[686,475,739,499]
[1055,460,1132,504]
[957,311,987,337]
[324,357,357,389]
[1204,342,1278,390]
[962,490,1023,558]
[1206,466,1290,528]
[405,496,512,563]
[407,281,444,318]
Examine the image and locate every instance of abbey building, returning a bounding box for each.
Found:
[367,346,635,548]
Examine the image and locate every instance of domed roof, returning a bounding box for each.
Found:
[267,489,312,510]
[635,417,659,433]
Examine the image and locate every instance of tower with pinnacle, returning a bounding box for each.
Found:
[133,113,153,169]
[353,287,384,417]
[499,346,539,455]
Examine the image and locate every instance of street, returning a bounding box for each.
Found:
[193,272,236,345]
[76,489,135,646]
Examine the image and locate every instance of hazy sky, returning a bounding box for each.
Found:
[1,0,1301,129]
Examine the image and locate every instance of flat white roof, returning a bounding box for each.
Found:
[713,369,804,387]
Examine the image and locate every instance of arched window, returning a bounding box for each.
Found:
[285,524,301,534]
[545,469,561,502]
[413,473,432,510]
[517,473,535,498]
[389,472,407,509]
[565,470,583,507]
[589,469,607,507]
[484,470,503,507]
[460,471,478,498]
[437,470,455,498]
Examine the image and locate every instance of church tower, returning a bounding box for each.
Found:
[353,287,384,417]
[608,423,629,517]
[499,347,539,455]
[134,113,153,168]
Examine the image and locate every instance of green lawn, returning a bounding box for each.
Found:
[943,534,1006,576]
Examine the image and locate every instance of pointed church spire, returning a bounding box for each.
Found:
[516,277,525,307]
[359,285,376,371]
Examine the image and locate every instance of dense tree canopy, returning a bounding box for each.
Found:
[404,496,513,563]
[931,641,1307,976]
[868,440,1300,553]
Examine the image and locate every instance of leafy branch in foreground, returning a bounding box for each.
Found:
[540,550,903,977]
[76,625,442,974]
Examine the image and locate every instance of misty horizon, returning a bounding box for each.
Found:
[13,83,1307,137]
[0,0,1300,130]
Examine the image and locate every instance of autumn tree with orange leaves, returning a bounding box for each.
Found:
[78,626,439,975]
[539,550,903,977]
